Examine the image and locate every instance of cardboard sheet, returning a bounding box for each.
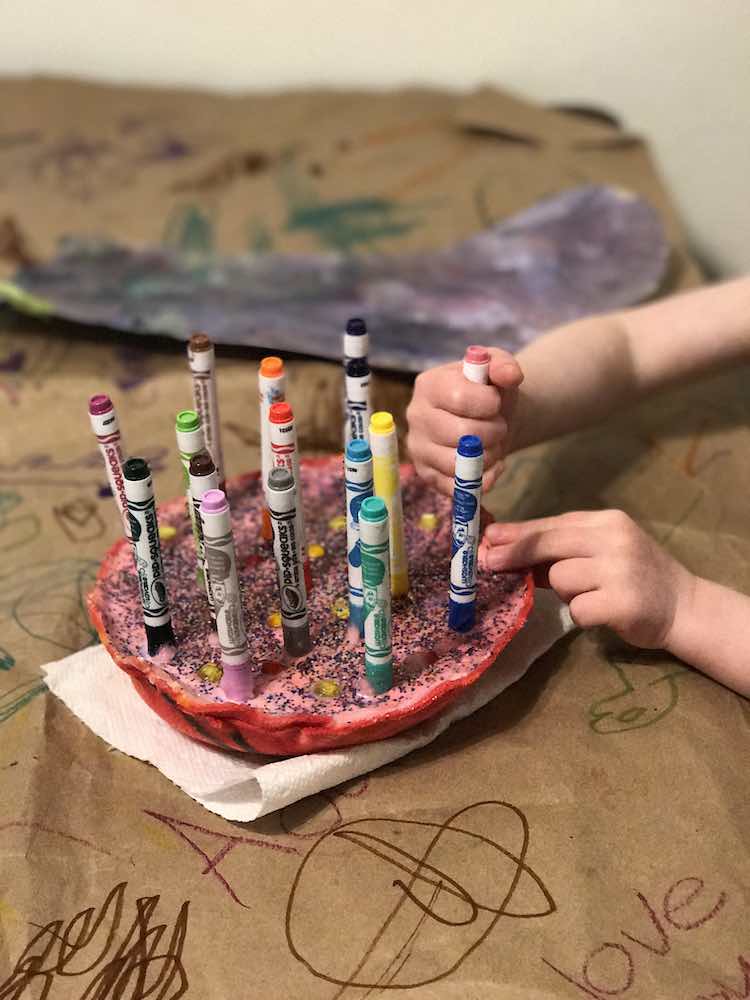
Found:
[0,78,748,998]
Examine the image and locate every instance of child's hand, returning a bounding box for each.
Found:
[479,510,696,650]
[406,349,523,496]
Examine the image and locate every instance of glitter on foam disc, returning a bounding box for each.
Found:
[89,456,534,756]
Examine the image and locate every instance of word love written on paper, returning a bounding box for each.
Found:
[0,880,189,1000]
[542,874,729,998]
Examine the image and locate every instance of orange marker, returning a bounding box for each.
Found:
[269,402,312,592]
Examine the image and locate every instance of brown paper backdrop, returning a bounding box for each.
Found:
[0,79,748,998]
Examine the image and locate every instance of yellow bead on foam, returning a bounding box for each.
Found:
[159,524,177,542]
[419,512,438,532]
[328,514,347,531]
[331,597,349,620]
[308,543,325,560]
[197,662,223,683]
[313,679,341,699]
[267,610,282,629]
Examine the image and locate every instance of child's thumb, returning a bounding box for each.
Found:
[488,349,523,389]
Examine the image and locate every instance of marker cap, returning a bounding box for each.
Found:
[176,409,201,433]
[189,332,212,352]
[260,356,284,377]
[346,439,372,462]
[268,467,294,492]
[123,457,150,481]
[89,393,113,415]
[201,489,228,515]
[269,401,294,424]
[458,434,483,458]
[465,345,490,365]
[346,318,367,336]
[360,496,387,523]
[189,450,215,477]
[370,412,394,436]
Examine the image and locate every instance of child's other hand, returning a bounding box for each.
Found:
[406,349,523,496]
[479,510,696,650]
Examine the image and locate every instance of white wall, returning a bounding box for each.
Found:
[2,0,749,275]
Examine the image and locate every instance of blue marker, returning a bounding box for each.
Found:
[448,434,484,632]
[344,439,374,635]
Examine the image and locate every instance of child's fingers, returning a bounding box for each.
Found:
[413,461,454,498]
[568,590,608,630]
[483,511,603,545]
[483,526,600,570]
[413,369,502,420]
[488,350,524,390]
[546,558,600,602]
[428,413,507,450]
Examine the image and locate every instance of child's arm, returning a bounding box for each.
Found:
[407,277,750,493]
[480,511,750,697]
[511,276,750,450]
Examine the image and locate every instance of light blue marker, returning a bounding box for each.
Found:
[344,439,374,635]
[448,434,484,632]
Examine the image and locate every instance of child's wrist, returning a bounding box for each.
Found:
[662,570,701,661]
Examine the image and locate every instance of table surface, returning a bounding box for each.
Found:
[0,78,748,999]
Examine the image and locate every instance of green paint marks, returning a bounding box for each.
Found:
[588,654,689,735]
[276,150,421,253]
[247,218,274,254]
[0,677,46,725]
[163,204,214,258]
[0,281,54,317]
[0,648,14,671]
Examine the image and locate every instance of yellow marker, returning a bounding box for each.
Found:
[369,411,409,596]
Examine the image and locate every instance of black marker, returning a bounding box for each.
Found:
[123,458,176,655]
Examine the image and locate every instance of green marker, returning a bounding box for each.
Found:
[175,409,206,583]
[359,496,393,694]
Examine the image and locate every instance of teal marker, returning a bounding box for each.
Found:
[359,496,392,694]
[175,409,205,584]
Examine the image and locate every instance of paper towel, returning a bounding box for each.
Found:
[43,591,574,821]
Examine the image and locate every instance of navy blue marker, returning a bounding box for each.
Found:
[448,434,484,632]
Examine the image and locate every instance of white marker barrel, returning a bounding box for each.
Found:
[269,401,311,591]
[200,489,253,701]
[462,345,490,384]
[448,435,484,633]
[258,357,286,538]
[188,450,219,621]
[89,394,130,538]
[188,333,225,488]
[175,409,206,583]
[345,439,374,634]
[342,317,368,447]
[268,467,311,658]
[344,357,371,446]
[359,496,392,694]
[123,458,175,655]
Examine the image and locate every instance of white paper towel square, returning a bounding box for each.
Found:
[43,592,573,821]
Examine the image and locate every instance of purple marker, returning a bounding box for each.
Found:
[89,394,130,538]
[199,489,254,701]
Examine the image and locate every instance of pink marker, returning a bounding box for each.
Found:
[89,394,131,538]
[199,489,254,701]
[463,345,490,385]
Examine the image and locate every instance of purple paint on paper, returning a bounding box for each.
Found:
[0,350,26,373]
[8,185,669,374]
